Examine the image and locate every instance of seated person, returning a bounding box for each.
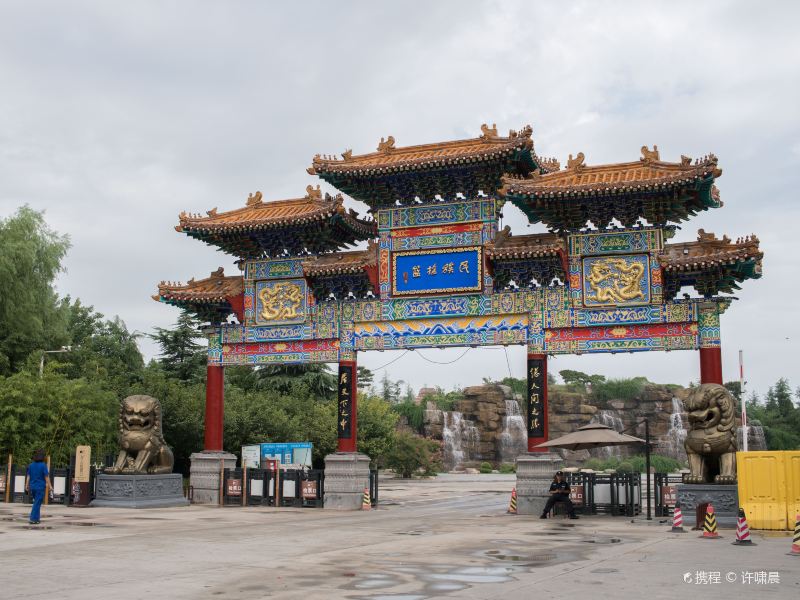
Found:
[540,470,579,519]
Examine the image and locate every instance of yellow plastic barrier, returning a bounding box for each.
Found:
[737,451,800,530]
[787,452,800,527]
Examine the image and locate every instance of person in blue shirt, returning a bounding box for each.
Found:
[25,449,52,525]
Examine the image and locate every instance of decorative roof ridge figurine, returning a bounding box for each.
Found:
[246,191,263,207]
[106,395,175,475]
[566,152,585,171]
[377,135,396,153]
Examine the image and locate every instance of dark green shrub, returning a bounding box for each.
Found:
[386,431,434,478]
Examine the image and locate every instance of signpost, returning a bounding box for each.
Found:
[226,477,242,497]
[73,445,91,507]
[570,485,584,507]
[302,479,318,500]
[241,445,261,469]
[661,485,677,507]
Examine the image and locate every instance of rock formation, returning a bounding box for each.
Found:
[423,382,766,470]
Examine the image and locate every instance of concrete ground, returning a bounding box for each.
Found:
[0,473,796,600]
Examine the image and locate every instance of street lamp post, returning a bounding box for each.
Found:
[39,346,73,377]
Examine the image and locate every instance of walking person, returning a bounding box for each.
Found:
[25,449,51,525]
[540,470,579,519]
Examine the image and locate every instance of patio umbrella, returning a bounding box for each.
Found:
[533,422,645,451]
[535,421,655,521]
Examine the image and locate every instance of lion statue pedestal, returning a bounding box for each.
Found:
[675,384,739,529]
[91,395,188,509]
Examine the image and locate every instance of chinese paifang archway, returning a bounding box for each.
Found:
[155,125,763,508]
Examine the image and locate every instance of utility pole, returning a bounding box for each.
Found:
[740,350,748,452]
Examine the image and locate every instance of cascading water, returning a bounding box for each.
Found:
[737,421,768,451]
[442,411,480,471]
[498,398,527,463]
[664,397,688,461]
[590,410,626,458]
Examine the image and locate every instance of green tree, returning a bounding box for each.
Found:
[356,395,398,467]
[59,298,144,394]
[724,380,742,402]
[0,206,71,374]
[254,363,336,399]
[357,366,374,391]
[0,368,118,464]
[386,431,435,478]
[150,312,207,383]
[559,369,606,387]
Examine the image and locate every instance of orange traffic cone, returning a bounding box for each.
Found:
[361,487,371,511]
[733,508,756,546]
[701,504,720,539]
[788,514,800,556]
[507,488,517,514]
[671,502,685,533]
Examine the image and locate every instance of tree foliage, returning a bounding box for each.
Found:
[149,312,207,383]
[746,378,800,450]
[0,206,71,374]
[559,369,606,387]
[385,431,436,478]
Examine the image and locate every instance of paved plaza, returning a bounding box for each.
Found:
[0,474,796,599]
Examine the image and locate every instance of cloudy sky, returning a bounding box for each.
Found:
[1,1,798,398]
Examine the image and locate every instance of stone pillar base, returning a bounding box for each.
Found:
[189,451,237,505]
[515,452,564,515]
[91,473,188,509]
[676,483,739,529]
[324,452,371,510]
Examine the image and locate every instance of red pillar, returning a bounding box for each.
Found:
[699,347,723,385]
[204,365,225,451]
[337,359,358,452]
[527,353,549,453]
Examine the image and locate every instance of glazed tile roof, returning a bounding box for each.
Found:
[660,230,763,298]
[302,242,378,277]
[501,147,723,230]
[660,230,762,272]
[154,267,244,303]
[175,186,377,258]
[486,227,565,260]
[309,124,546,208]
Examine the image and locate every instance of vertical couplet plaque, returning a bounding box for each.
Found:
[337,362,356,443]
[527,354,547,450]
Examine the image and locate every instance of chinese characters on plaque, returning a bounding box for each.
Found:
[527,357,545,438]
[338,364,355,439]
[392,247,482,296]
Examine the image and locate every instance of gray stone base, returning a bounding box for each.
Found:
[91,474,189,509]
[676,483,739,529]
[189,451,237,505]
[324,452,371,510]
[515,452,564,515]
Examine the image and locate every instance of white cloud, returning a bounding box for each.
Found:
[1,0,798,397]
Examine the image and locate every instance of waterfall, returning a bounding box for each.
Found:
[737,422,768,451]
[663,397,688,461]
[498,398,527,463]
[590,410,626,459]
[442,412,480,471]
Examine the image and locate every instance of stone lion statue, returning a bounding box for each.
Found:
[106,395,174,475]
[680,384,737,484]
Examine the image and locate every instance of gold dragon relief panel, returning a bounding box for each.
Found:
[581,254,651,307]
[254,279,308,326]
